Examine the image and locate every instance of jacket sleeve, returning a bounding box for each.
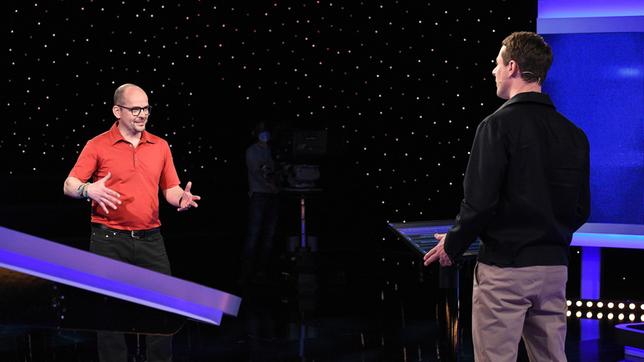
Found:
[444,117,509,261]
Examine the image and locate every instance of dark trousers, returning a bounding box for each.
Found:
[90,224,173,362]
[240,192,280,283]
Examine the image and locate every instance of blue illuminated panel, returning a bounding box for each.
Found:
[542,32,644,224]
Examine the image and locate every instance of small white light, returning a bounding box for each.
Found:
[566,310,572,317]
[597,312,603,319]
[641,315,644,322]
[586,312,593,318]
[575,311,582,318]
[576,301,583,307]
[618,303,625,309]
[608,313,614,320]
[629,303,635,310]
[566,300,572,306]
[640,304,644,310]
[608,302,615,309]
[597,302,604,308]
[629,314,635,321]
[618,313,624,321]
[586,301,593,308]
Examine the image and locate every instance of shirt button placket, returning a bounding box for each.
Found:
[131,144,136,167]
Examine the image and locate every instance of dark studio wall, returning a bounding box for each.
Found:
[14,2,642,301]
[3,0,536,231]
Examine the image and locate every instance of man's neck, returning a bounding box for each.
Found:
[117,122,142,144]
[508,82,542,99]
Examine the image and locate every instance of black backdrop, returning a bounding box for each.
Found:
[4,0,640,300]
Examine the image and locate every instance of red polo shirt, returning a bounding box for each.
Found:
[69,122,181,230]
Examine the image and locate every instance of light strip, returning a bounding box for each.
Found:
[572,233,644,250]
[537,0,644,33]
[538,0,644,19]
[0,226,241,326]
[538,16,644,34]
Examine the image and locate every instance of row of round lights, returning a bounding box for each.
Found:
[566,310,643,322]
[565,300,644,322]
[566,300,643,310]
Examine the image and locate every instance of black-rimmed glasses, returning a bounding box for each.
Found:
[116,104,152,116]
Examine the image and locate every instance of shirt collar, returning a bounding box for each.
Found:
[499,92,555,111]
[109,121,155,145]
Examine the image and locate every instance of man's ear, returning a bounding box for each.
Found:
[112,105,121,119]
[508,60,520,78]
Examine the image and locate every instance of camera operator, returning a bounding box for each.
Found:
[239,122,280,287]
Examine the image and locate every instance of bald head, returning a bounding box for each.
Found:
[113,83,145,105]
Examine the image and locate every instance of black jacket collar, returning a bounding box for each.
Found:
[499,92,555,111]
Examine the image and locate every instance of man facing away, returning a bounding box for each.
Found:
[63,83,201,362]
[424,32,590,361]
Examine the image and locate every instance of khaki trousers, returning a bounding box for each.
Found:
[472,262,568,362]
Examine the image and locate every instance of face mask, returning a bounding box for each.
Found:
[258,131,271,142]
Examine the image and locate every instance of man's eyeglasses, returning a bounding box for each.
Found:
[116,105,152,116]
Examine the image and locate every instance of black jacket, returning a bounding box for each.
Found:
[444,92,590,267]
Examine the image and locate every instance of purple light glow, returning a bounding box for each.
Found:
[396,225,450,237]
[539,0,644,18]
[625,346,644,358]
[581,319,600,342]
[615,323,644,356]
[0,226,241,326]
[537,0,644,33]
[537,16,644,34]
[580,247,601,299]
[616,323,644,335]
[572,233,644,249]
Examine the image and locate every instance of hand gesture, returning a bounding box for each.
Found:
[178,181,201,212]
[86,172,121,214]
[423,233,453,267]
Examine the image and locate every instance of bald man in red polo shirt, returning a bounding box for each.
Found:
[63,83,200,362]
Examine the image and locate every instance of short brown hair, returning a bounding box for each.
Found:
[501,32,552,85]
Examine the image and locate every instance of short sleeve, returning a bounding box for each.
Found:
[159,141,181,190]
[68,140,98,182]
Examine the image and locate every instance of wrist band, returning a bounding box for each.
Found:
[77,183,85,197]
[77,182,91,199]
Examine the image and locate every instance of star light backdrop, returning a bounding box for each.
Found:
[3,1,641,299]
[4,0,535,224]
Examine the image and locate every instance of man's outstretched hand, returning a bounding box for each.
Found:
[86,172,121,214]
[177,181,201,211]
[423,233,453,267]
